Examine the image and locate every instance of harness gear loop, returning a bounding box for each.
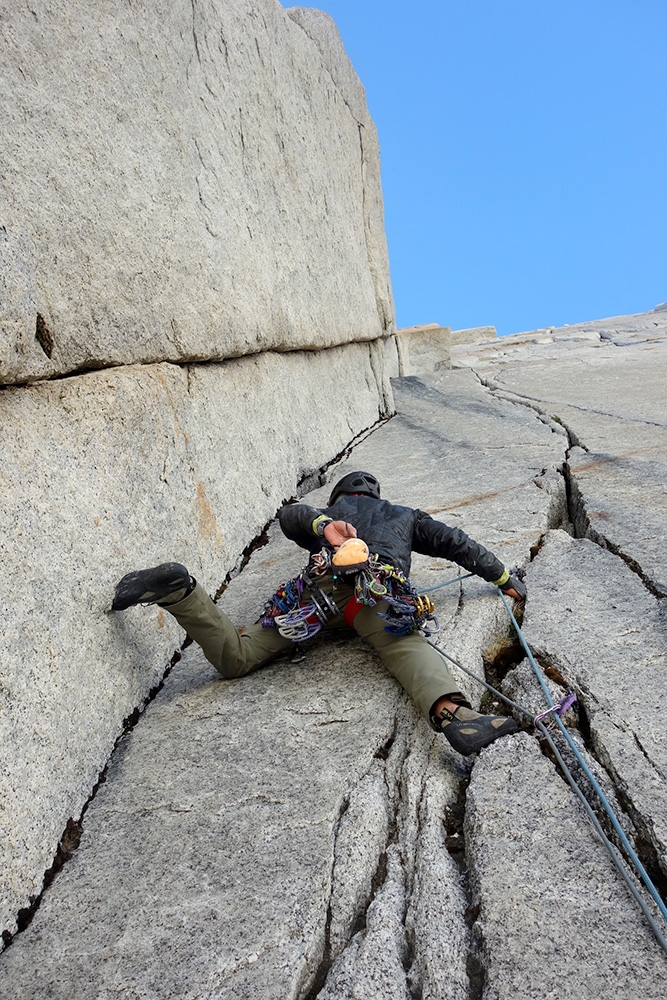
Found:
[260,550,340,640]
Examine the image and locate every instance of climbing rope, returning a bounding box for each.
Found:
[498,590,667,932]
[419,572,473,593]
[424,571,667,955]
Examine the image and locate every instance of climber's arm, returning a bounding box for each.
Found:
[412,510,526,598]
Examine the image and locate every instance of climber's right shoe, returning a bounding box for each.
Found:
[434,705,519,756]
[112,563,194,611]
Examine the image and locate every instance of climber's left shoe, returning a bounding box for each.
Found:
[434,705,519,756]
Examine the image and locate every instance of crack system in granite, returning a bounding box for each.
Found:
[470,368,667,920]
[1,411,393,955]
[300,712,407,999]
[473,370,666,600]
[7,361,666,991]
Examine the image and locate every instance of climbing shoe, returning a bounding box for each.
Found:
[112,563,194,610]
[434,705,519,756]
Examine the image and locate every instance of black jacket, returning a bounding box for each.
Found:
[278,494,506,583]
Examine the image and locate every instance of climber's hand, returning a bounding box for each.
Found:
[501,574,527,601]
[323,520,358,550]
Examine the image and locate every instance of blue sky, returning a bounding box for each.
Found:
[296,1,667,335]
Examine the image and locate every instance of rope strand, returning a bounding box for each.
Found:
[421,574,667,954]
[498,589,667,926]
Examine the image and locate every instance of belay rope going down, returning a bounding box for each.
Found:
[424,574,667,956]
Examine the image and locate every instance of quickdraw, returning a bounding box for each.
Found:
[534,688,578,728]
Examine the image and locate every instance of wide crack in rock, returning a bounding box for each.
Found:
[456,324,667,991]
[465,734,667,999]
[463,324,667,598]
[467,343,667,867]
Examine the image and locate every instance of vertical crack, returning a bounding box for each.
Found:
[35,314,54,358]
[517,649,667,905]
[564,453,666,597]
[295,412,393,497]
[299,713,406,999]
[534,719,667,907]
[442,772,484,1000]
[473,370,665,598]
[3,415,394,955]
[400,755,428,996]
[443,775,469,878]
[190,0,202,66]
[580,521,667,599]
[1,645,184,950]
[300,794,350,1000]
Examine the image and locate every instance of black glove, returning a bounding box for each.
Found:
[501,573,527,600]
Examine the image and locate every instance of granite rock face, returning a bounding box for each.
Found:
[452,311,667,596]
[466,735,667,1000]
[450,325,497,345]
[392,324,452,376]
[522,530,667,873]
[0,0,393,385]
[3,313,667,996]
[0,342,392,941]
[1,0,398,944]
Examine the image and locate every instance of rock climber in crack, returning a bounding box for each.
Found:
[112,471,526,756]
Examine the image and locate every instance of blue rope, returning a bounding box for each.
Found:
[419,572,473,593]
[417,567,667,943]
[421,572,667,951]
[497,589,667,927]
[427,620,667,954]
[536,718,667,954]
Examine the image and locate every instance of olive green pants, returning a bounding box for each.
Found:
[166,577,466,721]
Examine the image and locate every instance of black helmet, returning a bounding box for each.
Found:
[328,471,381,506]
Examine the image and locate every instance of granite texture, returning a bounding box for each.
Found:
[450,326,497,346]
[3,314,667,996]
[0,341,392,940]
[452,309,667,595]
[1,358,562,995]
[466,735,667,1000]
[0,0,393,385]
[393,325,452,376]
[522,530,667,875]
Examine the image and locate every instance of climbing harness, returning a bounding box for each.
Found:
[261,548,440,640]
[422,569,667,956]
[335,553,440,636]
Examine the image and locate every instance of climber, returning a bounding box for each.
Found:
[112,471,526,756]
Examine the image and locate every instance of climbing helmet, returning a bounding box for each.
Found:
[328,471,381,506]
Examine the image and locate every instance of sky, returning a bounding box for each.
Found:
[292,1,667,336]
